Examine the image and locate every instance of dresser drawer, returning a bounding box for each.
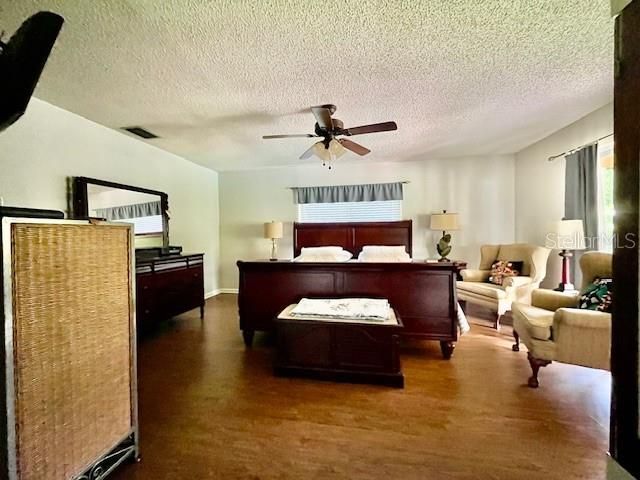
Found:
[135,258,205,332]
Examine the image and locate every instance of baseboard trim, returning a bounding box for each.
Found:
[205,288,238,299]
[218,288,239,294]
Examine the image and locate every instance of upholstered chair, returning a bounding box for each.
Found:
[457,244,551,329]
[511,251,612,388]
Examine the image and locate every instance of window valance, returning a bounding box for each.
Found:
[94,200,162,220]
[292,182,404,204]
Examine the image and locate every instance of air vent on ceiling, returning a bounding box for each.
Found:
[122,126,158,139]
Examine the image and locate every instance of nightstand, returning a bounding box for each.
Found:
[418,260,467,280]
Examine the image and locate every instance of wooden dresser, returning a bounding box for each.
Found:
[135,252,205,333]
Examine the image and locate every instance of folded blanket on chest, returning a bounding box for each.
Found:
[290,298,391,321]
[290,298,471,334]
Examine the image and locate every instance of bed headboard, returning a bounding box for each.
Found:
[293,220,413,257]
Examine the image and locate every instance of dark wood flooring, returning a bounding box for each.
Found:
[113,294,610,480]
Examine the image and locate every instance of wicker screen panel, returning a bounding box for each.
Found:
[11,223,133,479]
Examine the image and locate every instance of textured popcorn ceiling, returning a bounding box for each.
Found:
[3,1,613,171]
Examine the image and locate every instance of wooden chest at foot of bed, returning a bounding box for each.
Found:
[274,306,404,388]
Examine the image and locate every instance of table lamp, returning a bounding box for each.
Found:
[548,219,585,292]
[430,211,460,262]
[264,221,283,261]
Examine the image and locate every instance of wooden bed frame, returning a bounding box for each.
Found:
[293,220,413,257]
[237,220,459,358]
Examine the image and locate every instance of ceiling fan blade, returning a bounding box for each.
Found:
[338,138,371,156]
[311,106,334,130]
[299,142,320,159]
[263,134,316,139]
[343,121,397,136]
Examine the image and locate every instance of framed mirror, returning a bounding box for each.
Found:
[72,177,169,249]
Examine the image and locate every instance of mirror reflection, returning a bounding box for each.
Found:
[87,183,165,248]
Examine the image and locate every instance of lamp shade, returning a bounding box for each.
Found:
[430,212,460,231]
[548,219,585,250]
[312,142,330,161]
[264,221,283,239]
[328,139,346,159]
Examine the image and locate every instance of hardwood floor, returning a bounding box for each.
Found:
[114,295,610,480]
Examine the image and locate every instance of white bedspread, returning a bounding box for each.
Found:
[290,298,391,321]
[457,303,470,335]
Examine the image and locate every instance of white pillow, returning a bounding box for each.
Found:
[300,246,345,255]
[358,254,411,263]
[358,245,411,263]
[361,245,408,255]
[293,247,353,262]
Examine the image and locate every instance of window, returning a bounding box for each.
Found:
[298,200,402,223]
[121,215,164,235]
[597,137,614,252]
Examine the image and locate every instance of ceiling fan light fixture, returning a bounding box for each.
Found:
[328,139,346,159]
[312,141,330,161]
[262,104,396,168]
[312,140,346,168]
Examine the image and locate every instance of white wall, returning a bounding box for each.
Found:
[515,103,613,287]
[0,98,220,296]
[219,156,516,289]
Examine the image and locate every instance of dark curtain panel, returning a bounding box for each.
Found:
[564,144,599,284]
[293,182,403,204]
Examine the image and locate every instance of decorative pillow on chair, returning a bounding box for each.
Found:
[489,261,524,286]
[579,277,613,312]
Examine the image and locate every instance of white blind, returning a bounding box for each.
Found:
[121,215,163,235]
[298,200,402,223]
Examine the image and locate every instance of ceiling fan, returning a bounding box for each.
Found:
[262,104,397,168]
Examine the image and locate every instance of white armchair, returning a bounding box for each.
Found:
[457,244,551,329]
[511,251,612,388]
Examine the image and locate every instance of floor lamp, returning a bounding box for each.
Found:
[550,219,586,292]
